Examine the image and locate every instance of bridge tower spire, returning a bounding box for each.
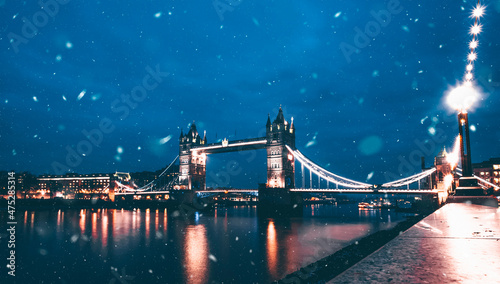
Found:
[266,107,295,188]
[178,123,206,190]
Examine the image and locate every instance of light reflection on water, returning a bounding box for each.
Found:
[9,204,408,283]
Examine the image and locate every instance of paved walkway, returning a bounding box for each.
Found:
[330,203,500,283]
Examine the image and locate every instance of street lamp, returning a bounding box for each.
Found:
[446,84,483,196]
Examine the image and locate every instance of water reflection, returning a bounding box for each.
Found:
[79,209,85,234]
[102,211,108,249]
[184,225,209,284]
[145,208,150,246]
[92,212,97,240]
[267,220,278,279]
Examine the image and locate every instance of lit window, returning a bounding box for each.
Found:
[480,172,485,175]
[493,165,500,170]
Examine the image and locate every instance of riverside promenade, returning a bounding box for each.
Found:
[330,202,500,283]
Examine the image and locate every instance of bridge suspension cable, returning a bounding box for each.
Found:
[286,145,372,188]
[381,167,436,188]
[117,155,179,192]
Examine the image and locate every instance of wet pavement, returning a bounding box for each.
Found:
[330,203,500,283]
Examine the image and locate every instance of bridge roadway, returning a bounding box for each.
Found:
[329,201,500,283]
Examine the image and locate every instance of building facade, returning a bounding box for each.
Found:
[37,174,111,199]
[473,158,500,187]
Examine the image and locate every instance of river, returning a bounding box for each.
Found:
[3,204,413,283]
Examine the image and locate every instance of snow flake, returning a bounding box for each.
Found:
[428,127,436,136]
[159,135,172,144]
[252,17,260,26]
[70,235,79,243]
[208,254,217,262]
[77,89,86,100]
[366,171,374,181]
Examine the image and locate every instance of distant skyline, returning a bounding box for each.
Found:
[1,1,500,187]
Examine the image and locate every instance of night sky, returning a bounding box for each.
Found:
[1,0,499,187]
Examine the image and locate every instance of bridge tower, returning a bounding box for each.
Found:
[266,107,295,188]
[178,123,207,190]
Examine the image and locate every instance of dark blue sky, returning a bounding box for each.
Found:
[1,0,499,187]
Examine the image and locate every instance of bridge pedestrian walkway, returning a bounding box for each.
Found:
[330,202,500,283]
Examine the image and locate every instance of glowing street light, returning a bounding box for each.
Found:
[470,23,482,35]
[446,84,480,112]
[445,1,486,196]
[471,4,485,18]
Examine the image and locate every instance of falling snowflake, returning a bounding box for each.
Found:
[77,89,86,100]
[159,135,172,144]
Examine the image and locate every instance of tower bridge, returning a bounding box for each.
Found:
[112,107,456,215]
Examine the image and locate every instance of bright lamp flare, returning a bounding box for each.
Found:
[465,73,473,80]
[466,64,473,71]
[470,24,482,35]
[446,84,480,111]
[468,52,477,61]
[469,39,478,49]
[444,174,454,189]
[446,136,461,170]
[472,4,485,18]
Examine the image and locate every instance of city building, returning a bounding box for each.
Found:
[0,171,37,199]
[473,157,500,187]
[37,173,111,199]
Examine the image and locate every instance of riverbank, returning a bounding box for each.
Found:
[276,212,430,283]
[331,202,500,283]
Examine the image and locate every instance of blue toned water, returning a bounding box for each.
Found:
[3,204,410,283]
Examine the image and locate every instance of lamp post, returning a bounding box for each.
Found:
[455,110,482,196]
[446,84,483,196]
